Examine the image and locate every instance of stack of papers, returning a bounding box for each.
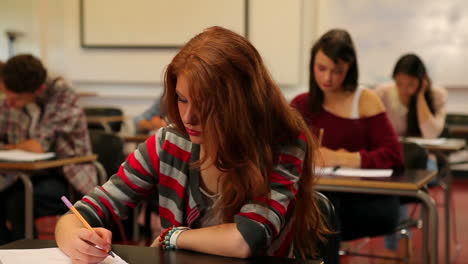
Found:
[316,167,393,177]
[0,247,128,264]
[0,149,55,162]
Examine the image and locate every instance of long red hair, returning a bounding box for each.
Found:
[164,26,329,258]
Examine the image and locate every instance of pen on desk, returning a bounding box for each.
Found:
[60,196,115,258]
[318,128,324,148]
[332,166,340,173]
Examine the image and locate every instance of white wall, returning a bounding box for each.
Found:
[1,0,467,126]
[0,0,41,60]
[317,0,468,88]
[48,0,313,120]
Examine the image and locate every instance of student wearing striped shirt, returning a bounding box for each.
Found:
[55,26,330,263]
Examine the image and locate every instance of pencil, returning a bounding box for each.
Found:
[318,128,324,148]
[61,196,115,258]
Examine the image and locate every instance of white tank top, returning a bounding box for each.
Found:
[350,86,364,119]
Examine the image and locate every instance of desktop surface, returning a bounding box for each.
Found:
[0,240,322,264]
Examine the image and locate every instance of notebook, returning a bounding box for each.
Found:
[0,247,127,264]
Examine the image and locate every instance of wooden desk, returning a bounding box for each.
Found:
[0,239,323,264]
[0,155,97,170]
[0,155,97,239]
[316,170,437,264]
[401,137,466,263]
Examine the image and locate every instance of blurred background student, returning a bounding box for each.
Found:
[375,53,447,257]
[133,94,167,134]
[291,29,404,250]
[375,53,447,153]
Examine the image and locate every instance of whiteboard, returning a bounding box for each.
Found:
[317,0,468,87]
[80,0,247,48]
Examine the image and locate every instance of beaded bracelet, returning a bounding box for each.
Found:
[159,226,190,250]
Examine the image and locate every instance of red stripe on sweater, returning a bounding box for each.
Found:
[159,206,182,226]
[126,152,152,178]
[298,132,307,142]
[254,196,287,216]
[99,196,121,223]
[187,206,200,227]
[117,166,152,195]
[145,135,160,175]
[162,140,191,163]
[99,186,137,209]
[238,212,278,237]
[82,198,105,219]
[159,173,185,199]
[270,172,297,195]
[278,153,303,174]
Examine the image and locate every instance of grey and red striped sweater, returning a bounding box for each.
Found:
[75,126,308,256]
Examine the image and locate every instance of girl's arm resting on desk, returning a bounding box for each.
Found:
[153,223,252,258]
[55,214,112,264]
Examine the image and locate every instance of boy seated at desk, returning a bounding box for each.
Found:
[0,55,97,245]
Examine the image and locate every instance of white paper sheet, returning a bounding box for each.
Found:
[0,247,128,264]
[404,137,447,146]
[0,149,55,162]
[316,167,393,177]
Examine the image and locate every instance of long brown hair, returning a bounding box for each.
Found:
[164,26,328,258]
[309,29,359,112]
[392,53,436,137]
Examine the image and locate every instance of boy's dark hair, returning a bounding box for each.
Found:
[3,54,47,93]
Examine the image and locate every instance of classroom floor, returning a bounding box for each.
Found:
[340,178,468,264]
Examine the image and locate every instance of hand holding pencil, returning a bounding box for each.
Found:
[60,196,115,258]
[318,128,324,148]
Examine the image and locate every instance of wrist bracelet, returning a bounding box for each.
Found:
[159,226,190,250]
[169,227,190,249]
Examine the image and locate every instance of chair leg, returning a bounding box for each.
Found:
[400,229,412,264]
[450,186,463,263]
[132,206,140,242]
[451,195,459,245]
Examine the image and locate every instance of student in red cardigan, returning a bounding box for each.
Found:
[55,26,330,263]
[291,29,404,244]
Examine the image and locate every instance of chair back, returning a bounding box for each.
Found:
[446,113,468,126]
[402,142,428,170]
[315,192,339,264]
[89,130,126,178]
[445,113,468,139]
[84,107,124,133]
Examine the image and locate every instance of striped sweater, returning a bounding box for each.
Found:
[75,126,307,256]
